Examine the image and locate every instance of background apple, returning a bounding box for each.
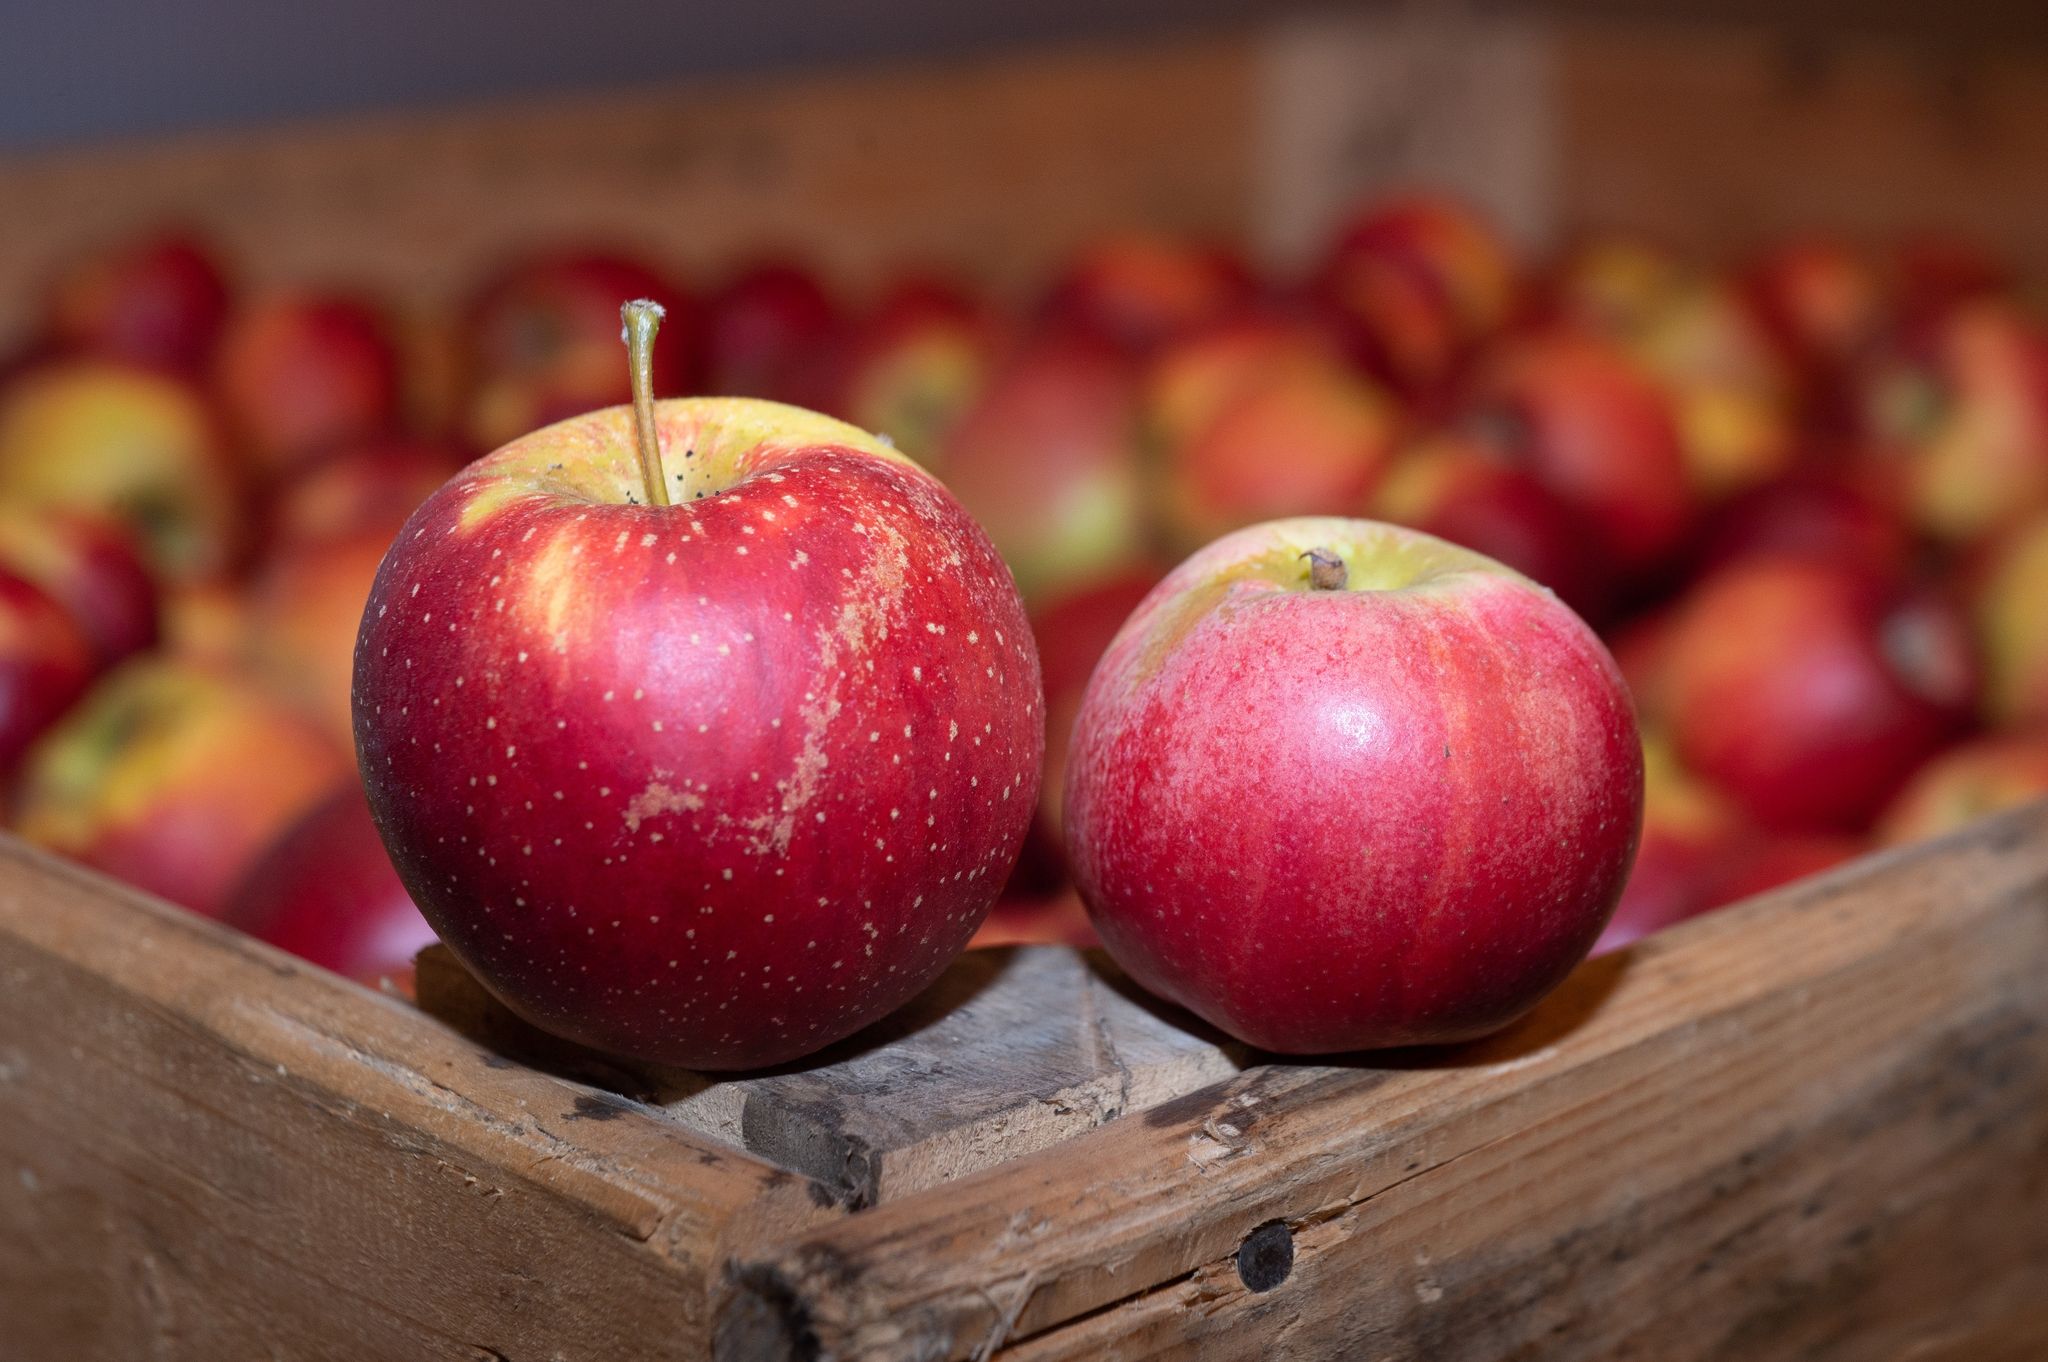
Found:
[826,275,996,470]
[15,659,349,916]
[1064,517,1641,1053]
[0,570,99,781]
[0,508,159,667]
[223,785,437,987]
[941,333,1148,603]
[41,228,232,377]
[1876,732,2048,845]
[247,528,393,746]
[214,291,403,475]
[354,315,1042,1069]
[1039,234,1254,356]
[0,359,245,582]
[1663,556,1975,830]
[1972,510,2048,728]
[1592,727,1748,956]
[701,260,843,407]
[461,248,693,452]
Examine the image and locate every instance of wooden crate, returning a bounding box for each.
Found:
[4,795,2046,1361]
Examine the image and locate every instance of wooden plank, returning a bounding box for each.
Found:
[418,942,1247,1208]
[0,837,830,1361]
[714,802,2048,1362]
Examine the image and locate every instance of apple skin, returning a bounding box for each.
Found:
[223,786,437,986]
[701,261,844,408]
[1464,330,1693,579]
[0,508,159,667]
[1663,556,1976,832]
[1039,234,1254,355]
[1876,732,2048,846]
[0,570,99,780]
[461,250,694,452]
[1370,434,1605,620]
[941,334,1148,604]
[214,291,403,475]
[1544,232,1686,344]
[1742,237,1882,383]
[42,229,231,376]
[827,276,998,470]
[1632,282,1799,502]
[15,659,350,917]
[1973,513,2048,728]
[354,397,1043,1070]
[1592,728,1748,956]
[1064,517,1642,1054]
[0,359,245,582]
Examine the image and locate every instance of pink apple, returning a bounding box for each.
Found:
[223,786,437,986]
[1065,517,1642,1053]
[353,304,1042,1069]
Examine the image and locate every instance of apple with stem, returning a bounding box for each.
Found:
[1064,518,1641,1053]
[353,301,1042,1069]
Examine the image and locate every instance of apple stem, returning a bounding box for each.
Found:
[1302,548,1349,591]
[620,299,671,508]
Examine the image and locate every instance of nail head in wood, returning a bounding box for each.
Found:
[1236,1219,1294,1293]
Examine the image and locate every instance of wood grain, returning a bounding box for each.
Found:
[418,942,1247,1208]
[716,802,2048,1362]
[0,838,828,1362]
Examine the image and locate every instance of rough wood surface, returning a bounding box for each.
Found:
[716,802,2048,1362]
[0,838,830,1362]
[418,942,1247,1208]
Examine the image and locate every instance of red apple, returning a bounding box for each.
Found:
[1143,315,1351,452]
[1370,434,1605,619]
[1632,281,1800,501]
[41,228,231,376]
[15,659,350,917]
[461,249,693,452]
[222,786,437,986]
[1664,556,1975,831]
[1703,833,1863,908]
[248,529,392,747]
[941,334,1148,603]
[1156,353,1403,555]
[354,306,1042,1070]
[1742,237,1882,382]
[1895,232,2010,330]
[1064,517,1642,1053]
[0,570,98,780]
[1310,193,1518,406]
[268,437,468,548]
[214,291,403,475]
[1464,330,1693,578]
[0,359,245,582]
[1876,731,2048,846]
[1024,567,1166,884]
[1608,607,1678,726]
[1973,512,2048,728]
[1545,232,1686,344]
[1694,469,1911,578]
[1593,728,1749,955]
[0,508,159,666]
[701,261,843,407]
[827,276,997,469]
[1039,234,1254,355]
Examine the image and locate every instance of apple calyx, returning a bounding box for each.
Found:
[1301,547,1349,591]
[619,299,671,507]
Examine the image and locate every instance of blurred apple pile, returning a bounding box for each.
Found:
[2,195,2045,983]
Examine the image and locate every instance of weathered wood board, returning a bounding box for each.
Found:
[417,941,1248,1208]
[5,801,2048,1360]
